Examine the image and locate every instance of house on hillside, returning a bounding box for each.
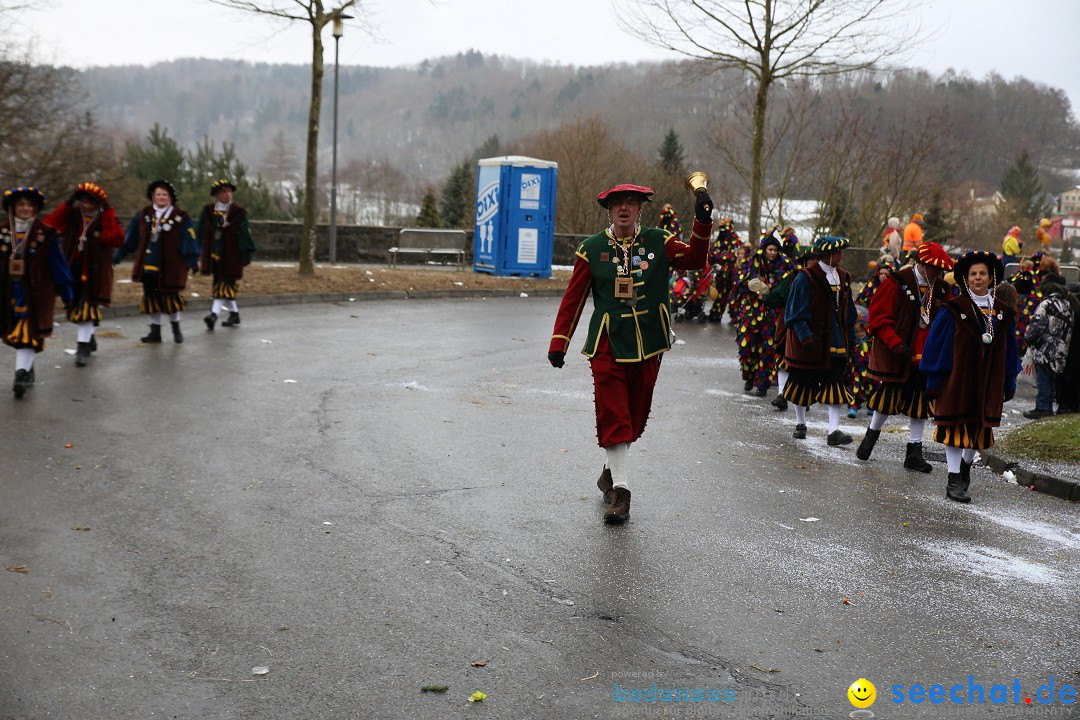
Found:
[966,189,1002,219]
[1059,186,1080,215]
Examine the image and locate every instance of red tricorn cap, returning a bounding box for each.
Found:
[917,241,954,270]
[597,184,654,208]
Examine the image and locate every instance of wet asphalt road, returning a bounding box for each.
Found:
[1,296,1077,720]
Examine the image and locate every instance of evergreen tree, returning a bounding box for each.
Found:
[440,158,475,229]
[658,128,685,175]
[997,151,1050,230]
[922,192,952,244]
[416,187,441,227]
[125,124,185,193]
[122,126,288,218]
[473,134,502,162]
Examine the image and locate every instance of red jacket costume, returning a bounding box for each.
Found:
[867,266,949,383]
[43,204,124,306]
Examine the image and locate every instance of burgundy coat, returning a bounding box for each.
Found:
[197,203,252,281]
[931,297,1015,428]
[131,205,195,292]
[784,264,854,370]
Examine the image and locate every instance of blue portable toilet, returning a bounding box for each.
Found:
[473,155,558,277]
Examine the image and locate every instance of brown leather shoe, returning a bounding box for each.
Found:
[604,487,631,524]
[597,467,614,504]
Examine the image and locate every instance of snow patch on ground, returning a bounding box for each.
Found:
[929,542,1059,586]
[967,509,1080,551]
[522,387,593,401]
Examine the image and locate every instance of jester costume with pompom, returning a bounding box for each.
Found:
[1011,268,1040,358]
[735,248,795,392]
[707,219,741,323]
[846,332,874,413]
[855,260,894,308]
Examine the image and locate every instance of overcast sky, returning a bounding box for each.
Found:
[20,0,1080,112]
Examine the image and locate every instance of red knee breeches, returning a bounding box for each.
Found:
[589,333,661,447]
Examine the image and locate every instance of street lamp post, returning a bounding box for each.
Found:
[329,10,352,265]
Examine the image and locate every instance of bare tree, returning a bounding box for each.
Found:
[806,85,957,247]
[518,115,649,234]
[621,0,917,237]
[208,0,361,274]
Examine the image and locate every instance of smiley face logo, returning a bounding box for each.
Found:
[847,678,876,708]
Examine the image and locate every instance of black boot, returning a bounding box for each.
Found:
[771,394,788,411]
[855,428,881,461]
[960,458,973,497]
[170,321,183,344]
[88,334,97,352]
[755,386,768,397]
[946,472,971,503]
[204,312,217,331]
[903,442,933,473]
[141,324,162,343]
[827,429,853,446]
[12,369,30,399]
[221,311,241,327]
[75,341,91,367]
[792,423,807,440]
[743,377,754,392]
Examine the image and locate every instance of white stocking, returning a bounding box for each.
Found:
[794,405,806,424]
[169,311,181,323]
[961,448,976,464]
[945,446,963,473]
[150,313,163,326]
[211,298,225,315]
[606,442,629,490]
[15,348,34,371]
[226,299,239,312]
[76,322,94,343]
[870,411,888,431]
[909,418,926,443]
[827,405,842,433]
[777,369,789,393]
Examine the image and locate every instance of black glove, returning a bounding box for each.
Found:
[694,192,713,224]
[890,342,910,358]
[548,351,565,368]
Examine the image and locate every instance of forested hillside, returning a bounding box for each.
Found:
[4,51,1078,244]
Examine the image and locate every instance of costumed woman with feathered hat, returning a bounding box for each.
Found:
[43,182,124,366]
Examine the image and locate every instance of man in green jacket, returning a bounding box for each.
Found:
[548,183,712,524]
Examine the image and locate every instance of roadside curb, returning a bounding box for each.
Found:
[981,449,1080,502]
[96,287,566,320]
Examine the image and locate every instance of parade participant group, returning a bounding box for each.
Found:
[550,183,1075,520]
[0,178,255,397]
[1,172,1073,515]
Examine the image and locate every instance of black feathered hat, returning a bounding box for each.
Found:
[146,180,177,203]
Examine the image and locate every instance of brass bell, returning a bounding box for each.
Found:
[685,171,711,216]
[684,171,709,195]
